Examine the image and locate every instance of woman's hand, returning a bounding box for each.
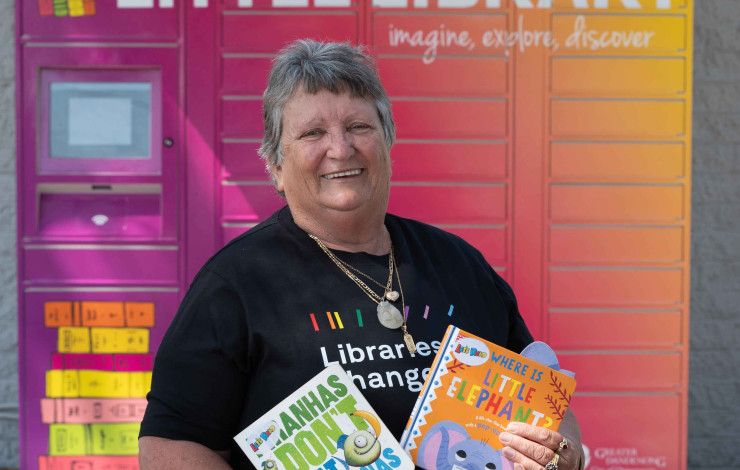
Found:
[498,411,583,470]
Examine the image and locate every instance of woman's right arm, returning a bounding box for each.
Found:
[139,436,233,470]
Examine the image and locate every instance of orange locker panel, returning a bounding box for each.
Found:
[551,14,687,54]
[551,100,685,138]
[551,57,686,95]
[550,142,685,181]
[549,268,684,307]
[550,226,684,264]
[550,185,684,223]
[550,311,682,349]
[550,0,687,8]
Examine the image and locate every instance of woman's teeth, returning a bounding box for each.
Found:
[323,169,362,179]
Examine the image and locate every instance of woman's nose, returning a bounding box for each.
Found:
[326,130,354,160]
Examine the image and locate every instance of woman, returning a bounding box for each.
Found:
[139,39,583,470]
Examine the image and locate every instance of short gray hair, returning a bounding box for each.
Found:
[258,39,395,169]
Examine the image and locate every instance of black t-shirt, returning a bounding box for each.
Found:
[140,206,533,469]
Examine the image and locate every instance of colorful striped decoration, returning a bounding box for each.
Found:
[38,0,54,15]
[53,0,69,16]
[309,313,319,332]
[333,312,344,329]
[38,0,95,16]
[68,0,85,16]
[43,300,153,466]
[325,311,336,330]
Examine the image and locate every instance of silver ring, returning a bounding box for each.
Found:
[545,454,559,470]
[558,438,569,452]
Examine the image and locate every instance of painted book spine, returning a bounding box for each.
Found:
[41,398,148,424]
[39,455,139,470]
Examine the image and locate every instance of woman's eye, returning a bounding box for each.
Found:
[301,129,324,138]
[348,123,371,131]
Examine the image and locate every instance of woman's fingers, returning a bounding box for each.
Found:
[499,422,578,469]
[499,430,557,467]
[505,422,563,449]
[502,444,551,470]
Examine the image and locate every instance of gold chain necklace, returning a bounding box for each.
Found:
[332,248,400,302]
[309,234,416,354]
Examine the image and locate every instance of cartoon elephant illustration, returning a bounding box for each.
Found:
[417,420,502,470]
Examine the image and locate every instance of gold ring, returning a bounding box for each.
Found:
[545,454,559,470]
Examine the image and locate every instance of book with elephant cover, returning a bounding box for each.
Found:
[400,325,577,470]
[234,363,414,470]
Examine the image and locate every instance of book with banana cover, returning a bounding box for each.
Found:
[400,325,577,470]
[234,363,414,470]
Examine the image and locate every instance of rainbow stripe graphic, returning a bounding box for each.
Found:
[308,304,454,332]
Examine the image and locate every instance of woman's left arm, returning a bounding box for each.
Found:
[498,409,584,470]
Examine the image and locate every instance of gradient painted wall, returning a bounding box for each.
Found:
[16,1,692,468]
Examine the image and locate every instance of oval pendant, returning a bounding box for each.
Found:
[377,301,404,329]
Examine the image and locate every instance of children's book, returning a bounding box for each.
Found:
[400,325,577,470]
[234,363,415,470]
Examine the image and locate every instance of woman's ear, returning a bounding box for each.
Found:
[269,163,284,194]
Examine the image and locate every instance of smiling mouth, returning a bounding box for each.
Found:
[322,169,363,180]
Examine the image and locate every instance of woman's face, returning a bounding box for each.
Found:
[273,88,391,220]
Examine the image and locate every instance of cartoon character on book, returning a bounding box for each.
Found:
[417,420,502,470]
[334,410,384,468]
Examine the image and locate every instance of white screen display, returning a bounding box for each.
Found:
[68,97,134,146]
[50,82,152,159]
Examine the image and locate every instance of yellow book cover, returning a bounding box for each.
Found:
[400,325,577,470]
